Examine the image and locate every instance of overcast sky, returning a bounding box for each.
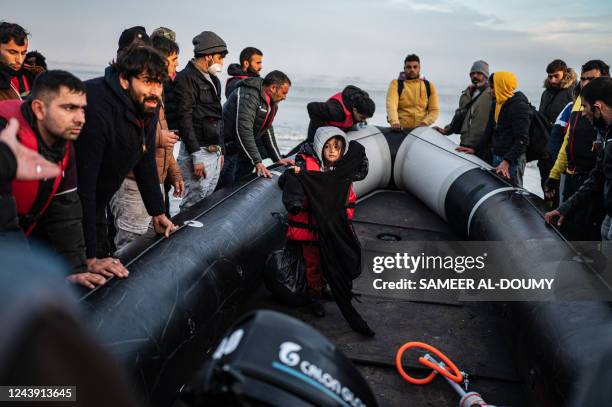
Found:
[3,0,612,91]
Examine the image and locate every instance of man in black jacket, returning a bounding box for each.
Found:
[75,46,175,263]
[458,71,531,187]
[225,47,263,98]
[539,59,577,126]
[0,70,127,288]
[537,59,577,193]
[165,31,228,211]
[546,77,612,240]
[306,85,375,142]
[220,70,294,186]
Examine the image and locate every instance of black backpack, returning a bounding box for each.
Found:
[526,104,552,162]
[397,79,431,103]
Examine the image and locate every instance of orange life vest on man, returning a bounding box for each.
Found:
[286,153,356,241]
[0,100,70,236]
[324,93,354,130]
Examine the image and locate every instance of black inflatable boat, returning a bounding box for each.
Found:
[78,126,612,406]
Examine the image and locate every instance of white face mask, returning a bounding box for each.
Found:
[208,63,223,76]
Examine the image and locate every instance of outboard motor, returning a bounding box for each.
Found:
[176,310,378,407]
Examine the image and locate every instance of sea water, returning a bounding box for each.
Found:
[64,65,543,208]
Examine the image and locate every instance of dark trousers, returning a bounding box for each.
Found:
[562,172,606,241]
[218,152,254,189]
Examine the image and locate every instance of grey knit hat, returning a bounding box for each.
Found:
[470,60,490,78]
[192,31,227,56]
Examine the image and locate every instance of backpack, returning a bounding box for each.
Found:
[526,103,552,162]
[397,79,431,105]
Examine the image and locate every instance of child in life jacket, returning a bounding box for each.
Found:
[279,126,368,319]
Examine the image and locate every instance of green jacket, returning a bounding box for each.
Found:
[456,84,492,148]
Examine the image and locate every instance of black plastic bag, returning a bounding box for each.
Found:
[263,244,310,306]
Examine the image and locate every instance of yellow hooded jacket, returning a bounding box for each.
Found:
[386,78,439,129]
[493,72,518,122]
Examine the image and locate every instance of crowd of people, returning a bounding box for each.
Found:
[1,21,612,329]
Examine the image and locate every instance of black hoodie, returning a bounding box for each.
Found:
[306,85,367,142]
[225,63,259,98]
[477,91,531,163]
[75,66,164,258]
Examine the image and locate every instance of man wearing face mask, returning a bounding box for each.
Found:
[434,60,492,155]
[75,46,176,264]
[545,77,612,240]
[165,31,227,211]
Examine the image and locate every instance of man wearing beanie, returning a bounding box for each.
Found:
[165,31,228,211]
[117,26,151,54]
[434,60,493,155]
[306,85,375,142]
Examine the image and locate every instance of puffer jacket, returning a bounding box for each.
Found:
[165,60,223,157]
[477,91,531,163]
[539,68,577,125]
[225,63,259,98]
[222,76,282,164]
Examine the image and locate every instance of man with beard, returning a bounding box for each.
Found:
[0,70,126,289]
[109,33,184,250]
[386,54,439,131]
[220,70,294,186]
[165,31,228,211]
[544,60,609,240]
[225,47,263,98]
[537,59,577,195]
[545,77,612,240]
[0,22,42,101]
[434,60,492,156]
[75,46,175,263]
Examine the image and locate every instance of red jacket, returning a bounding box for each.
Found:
[0,100,70,235]
[286,153,356,241]
[324,92,354,130]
